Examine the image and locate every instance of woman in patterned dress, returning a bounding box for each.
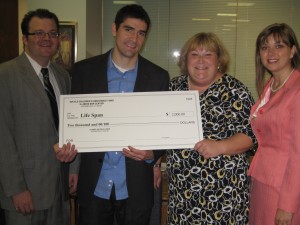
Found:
[166,32,256,225]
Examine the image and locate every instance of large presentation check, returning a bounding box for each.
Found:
[59,91,203,152]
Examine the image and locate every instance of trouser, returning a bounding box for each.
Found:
[79,185,152,225]
[4,180,70,225]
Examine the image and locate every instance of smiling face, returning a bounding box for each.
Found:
[111,17,147,65]
[259,35,295,76]
[187,47,222,90]
[23,17,59,67]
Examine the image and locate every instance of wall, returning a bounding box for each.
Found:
[86,0,102,58]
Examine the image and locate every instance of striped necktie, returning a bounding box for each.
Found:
[41,68,59,130]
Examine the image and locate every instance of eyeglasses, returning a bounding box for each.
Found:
[26,31,60,38]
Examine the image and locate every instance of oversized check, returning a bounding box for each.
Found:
[59,91,203,152]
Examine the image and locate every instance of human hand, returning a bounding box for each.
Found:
[153,166,162,190]
[69,173,78,194]
[275,208,293,225]
[12,190,34,215]
[54,142,78,163]
[194,139,223,159]
[122,146,154,161]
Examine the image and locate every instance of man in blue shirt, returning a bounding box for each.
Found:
[70,4,169,225]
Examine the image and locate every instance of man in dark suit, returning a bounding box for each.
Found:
[0,9,79,225]
[71,4,169,225]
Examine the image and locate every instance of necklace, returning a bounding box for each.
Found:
[270,68,295,92]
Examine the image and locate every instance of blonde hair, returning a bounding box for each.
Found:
[178,32,230,75]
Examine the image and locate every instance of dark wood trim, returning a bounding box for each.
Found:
[0,0,19,63]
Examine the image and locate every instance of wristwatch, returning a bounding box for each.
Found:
[153,163,161,168]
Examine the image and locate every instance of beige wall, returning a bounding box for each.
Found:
[18,0,27,53]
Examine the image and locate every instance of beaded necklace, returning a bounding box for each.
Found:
[270,68,295,92]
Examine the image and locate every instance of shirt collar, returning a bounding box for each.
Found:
[24,52,50,75]
[108,49,138,73]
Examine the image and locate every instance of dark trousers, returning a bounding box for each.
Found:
[0,207,5,225]
[79,186,151,225]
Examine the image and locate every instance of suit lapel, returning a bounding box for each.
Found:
[88,52,109,94]
[98,55,109,93]
[18,53,57,130]
[134,56,149,92]
[50,63,67,94]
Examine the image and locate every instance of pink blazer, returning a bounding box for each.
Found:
[249,69,300,213]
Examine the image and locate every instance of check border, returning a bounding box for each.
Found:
[59,91,203,152]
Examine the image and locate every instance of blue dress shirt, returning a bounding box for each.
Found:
[94,51,138,200]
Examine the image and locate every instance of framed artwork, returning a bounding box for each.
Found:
[52,21,77,71]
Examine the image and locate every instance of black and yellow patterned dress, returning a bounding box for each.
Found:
[167,74,256,225]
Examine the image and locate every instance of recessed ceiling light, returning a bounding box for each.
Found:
[172,50,180,58]
[217,13,237,17]
[223,24,236,27]
[192,18,211,21]
[113,1,137,4]
[232,19,250,22]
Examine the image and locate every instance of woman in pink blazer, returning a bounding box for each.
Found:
[249,23,300,225]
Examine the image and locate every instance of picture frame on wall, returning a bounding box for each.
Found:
[52,21,77,72]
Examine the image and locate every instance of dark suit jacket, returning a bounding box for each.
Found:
[0,53,79,210]
[72,50,169,209]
